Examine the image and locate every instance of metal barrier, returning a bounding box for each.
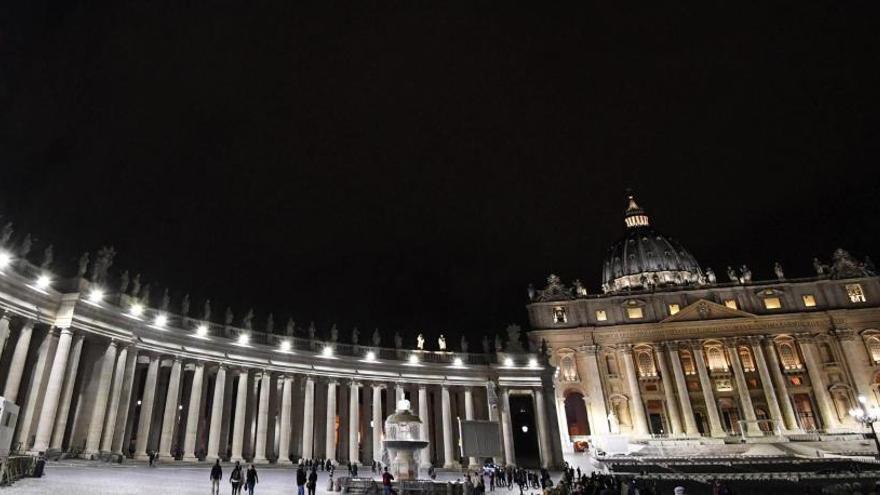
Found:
[0,455,36,486]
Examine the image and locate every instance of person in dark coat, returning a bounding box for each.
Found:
[245,464,258,494]
[307,467,318,495]
[296,465,307,495]
[230,461,243,495]
[210,459,223,495]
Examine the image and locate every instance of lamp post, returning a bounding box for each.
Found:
[848,395,880,459]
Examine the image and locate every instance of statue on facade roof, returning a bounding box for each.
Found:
[351,327,360,345]
[131,273,141,297]
[181,293,190,317]
[371,328,381,347]
[91,246,116,284]
[813,257,829,276]
[494,334,503,352]
[329,324,338,342]
[481,335,490,354]
[573,279,587,297]
[393,331,402,349]
[265,313,274,334]
[0,222,13,245]
[438,334,446,351]
[19,234,32,258]
[242,308,254,329]
[535,274,574,302]
[726,266,738,283]
[460,336,469,353]
[202,299,212,321]
[866,256,876,276]
[416,333,425,350]
[286,318,296,336]
[773,262,785,280]
[141,284,151,304]
[40,245,53,270]
[78,253,91,279]
[160,288,170,311]
[224,307,234,325]
[505,324,524,352]
[740,265,752,283]
[307,322,316,341]
[527,284,535,301]
[118,269,129,293]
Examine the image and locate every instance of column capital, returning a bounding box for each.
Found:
[20,318,35,331]
[349,380,361,388]
[617,343,634,354]
[576,344,600,355]
[795,332,816,344]
[371,382,385,390]
[746,335,766,346]
[832,327,858,341]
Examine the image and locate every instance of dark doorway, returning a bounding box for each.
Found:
[563,392,590,436]
[509,394,540,468]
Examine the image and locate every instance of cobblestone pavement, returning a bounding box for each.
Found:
[9,460,556,495]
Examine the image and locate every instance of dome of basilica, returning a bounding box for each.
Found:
[601,195,703,293]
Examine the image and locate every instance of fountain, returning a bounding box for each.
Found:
[383,399,429,480]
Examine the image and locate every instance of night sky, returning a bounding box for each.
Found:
[1,3,878,343]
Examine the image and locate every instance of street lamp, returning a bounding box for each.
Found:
[848,395,880,458]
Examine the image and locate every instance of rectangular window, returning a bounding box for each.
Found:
[668,303,680,315]
[552,306,568,324]
[763,297,781,309]
[846,284,866,303]
[626,307,644,319]
[595,309,607,322]
[802,294,816,307]
[724,299,738,310]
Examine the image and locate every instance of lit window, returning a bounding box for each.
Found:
[763,297,781,310]
[706,347,727,371]
[846,284,866,303]
[596,309,607,321]
[668,304,680,315]
[626,307,644,319]
[738,347,755,372]
[802,294,816,307]
[866,337,880,364]
[724,299,738,310]
[681,352,696,375]
[636,351,656,377]
[789,376,802,386]
[777,342,801,370]
[552,306,568,324]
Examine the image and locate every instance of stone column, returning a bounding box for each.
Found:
[837,329,877,406]
[418,385,431,468]
[499,387,516,466]
[182,361,205,461]
[349,381,360,465]
[464,387,477,467]
[395,383,404,405]
[667,344,699,436]
[533,388,552,469]
[763,338,800,431]
[100,344,130,452]
[159,357,183,460]
[654,347,683,436]
[326,380,338,463]
[277,375,293,464]
[301,375,315,460]
[620,345,649,436]
[691,342,725,437]
[726,342,761,436]
[576,345,610,435]
[3,319,34,402]
[554,390,573,453]
[0,314,11,356]
[372,384,384,464]
[31,327,74,453]
[206,365,227,461]
[749,337,786,434]
[798,334,840,430]
[112,348,140,455]
[254,371,272,463]
[440,385,455,468]
[135,355,161,459]
[85,340,119,456]
[50,333,84,451]
[231,368,249,462]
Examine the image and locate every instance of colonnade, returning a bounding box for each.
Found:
[0,313,555,468]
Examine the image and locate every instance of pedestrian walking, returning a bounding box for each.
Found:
[381,467,395,495]
[245,464,258,494]
[230,461,243,495]
[307,467,318,495]
[296,465,307,495]
[210,459,223,495]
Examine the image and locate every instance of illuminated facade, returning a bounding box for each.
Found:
[527,197,880,449]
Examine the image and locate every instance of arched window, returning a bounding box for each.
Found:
[680,351,696,375]
[637,350,656,377]
[560,356,578,382]
[738,346,755,372]
[778,342,801,370]
[707,346,727,371]
[866,337,880,364]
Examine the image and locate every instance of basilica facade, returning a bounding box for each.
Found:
[527,197,880,451]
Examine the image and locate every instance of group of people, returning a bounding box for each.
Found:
[465,464,552,495]
[300,458,335,472]
[553,465,660,495]
[209,459,259,495]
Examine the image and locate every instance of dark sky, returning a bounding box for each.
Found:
[1,3,878,342]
